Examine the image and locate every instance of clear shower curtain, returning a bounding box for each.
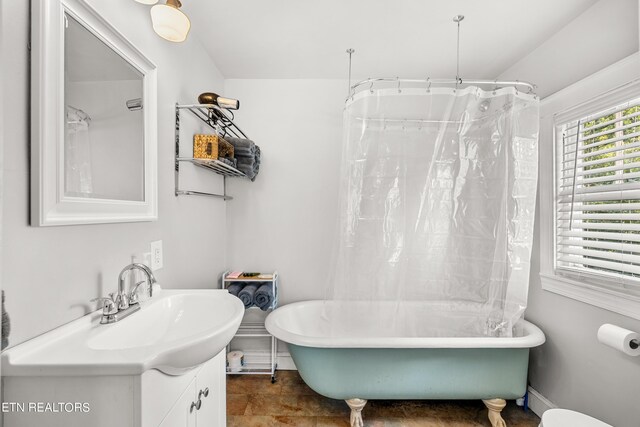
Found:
[325,86,539,337]
[65,108,94,196]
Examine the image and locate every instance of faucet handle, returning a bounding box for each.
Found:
[91,296,118,316]
[128,281,146,305]
[114,291,129,310]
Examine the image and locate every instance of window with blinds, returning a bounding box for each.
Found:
[556,96,640,295]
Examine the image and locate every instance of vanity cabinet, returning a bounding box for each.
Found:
[158,378,196,427]
[2,350,226,427]
[191,351,226,425]
[156,351,226,427]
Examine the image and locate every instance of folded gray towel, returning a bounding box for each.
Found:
[217,157,238,168]
[238,283,259,308]
[254,283,274,311]
[227,282,243,297]
[237,157,255,166]
[226,137,255,150]
[226,137,260,181]
[238,164,259,181]
[237,146,260,181]
[234,147,255,156]
[226,137,256,157]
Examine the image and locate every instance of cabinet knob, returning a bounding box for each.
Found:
[190,399,202,413]
[199,387,209,399]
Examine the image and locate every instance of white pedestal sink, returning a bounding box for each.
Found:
[1,288,244,427]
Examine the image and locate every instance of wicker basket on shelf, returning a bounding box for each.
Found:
[193,134,219,160]
[218,137,235,158]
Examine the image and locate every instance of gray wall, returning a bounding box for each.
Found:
[1,0,228,347]
[498,0,638,98]
[527,54,640,427]
[223,79,345,357]
[222,3,640,425]
[500,1,640,425]
[3,1,640,425]
[224,79,345,304]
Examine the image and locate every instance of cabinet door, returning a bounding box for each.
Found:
[159,377,197,427]
[195,350,226,427]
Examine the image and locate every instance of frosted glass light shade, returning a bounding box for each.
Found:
[150,4,190,42]
[134,0,159,4]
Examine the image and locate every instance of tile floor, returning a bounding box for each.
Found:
[227,370,541,426]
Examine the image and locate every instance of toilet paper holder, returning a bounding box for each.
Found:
[597,324,640,356]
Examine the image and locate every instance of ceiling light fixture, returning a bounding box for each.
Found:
[150,0,191,43]
[134,0,159,5]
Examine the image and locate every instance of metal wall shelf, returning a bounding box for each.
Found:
[174,103,250,200]
[177,158,247,178]
[223,271,279,382]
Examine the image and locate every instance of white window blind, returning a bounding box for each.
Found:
[556,96,640,295]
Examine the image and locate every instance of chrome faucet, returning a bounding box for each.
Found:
[118,263,157,305]
[92,263,157,325]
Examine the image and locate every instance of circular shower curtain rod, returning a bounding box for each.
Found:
[349,77,537,95]
[344,14,537,98]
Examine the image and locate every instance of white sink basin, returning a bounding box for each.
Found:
[2,288,244,376]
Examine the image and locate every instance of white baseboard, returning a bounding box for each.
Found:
[276,351,296,370]
[528,386,556,418]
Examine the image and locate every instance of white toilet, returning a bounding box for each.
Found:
[540,409,612,427]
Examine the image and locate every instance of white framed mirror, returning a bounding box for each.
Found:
[31,0,158,226]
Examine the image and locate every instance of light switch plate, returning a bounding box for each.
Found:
[150,240,163,270]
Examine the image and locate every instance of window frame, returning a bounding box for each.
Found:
[539,68,640,320]
[555,97,640,286]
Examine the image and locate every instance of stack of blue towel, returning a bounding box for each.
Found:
[226,137,261,181]
[227,282,274,310]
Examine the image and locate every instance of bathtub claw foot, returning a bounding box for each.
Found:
[346,398,367,427]
[483,398,507,427]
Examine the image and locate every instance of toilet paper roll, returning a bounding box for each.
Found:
[597,324,640,356]
[227,351,244,372]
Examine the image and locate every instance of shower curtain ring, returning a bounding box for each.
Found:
[426,77,431,93]
[397,77,401,93]
[493,80,498,95]
[369,81,374,94]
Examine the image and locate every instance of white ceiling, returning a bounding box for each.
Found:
[188,0,599,80]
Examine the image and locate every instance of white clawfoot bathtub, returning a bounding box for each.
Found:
[266,301,545,427]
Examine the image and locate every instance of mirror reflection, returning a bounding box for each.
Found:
[64,13,145,202]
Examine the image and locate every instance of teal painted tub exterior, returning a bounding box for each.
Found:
[288,345,530,401]
[266,301,545,403]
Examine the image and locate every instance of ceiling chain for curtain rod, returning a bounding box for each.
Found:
[346,48,355,97]
[453,15,464,86]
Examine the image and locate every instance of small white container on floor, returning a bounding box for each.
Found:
[227,351,244,372]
